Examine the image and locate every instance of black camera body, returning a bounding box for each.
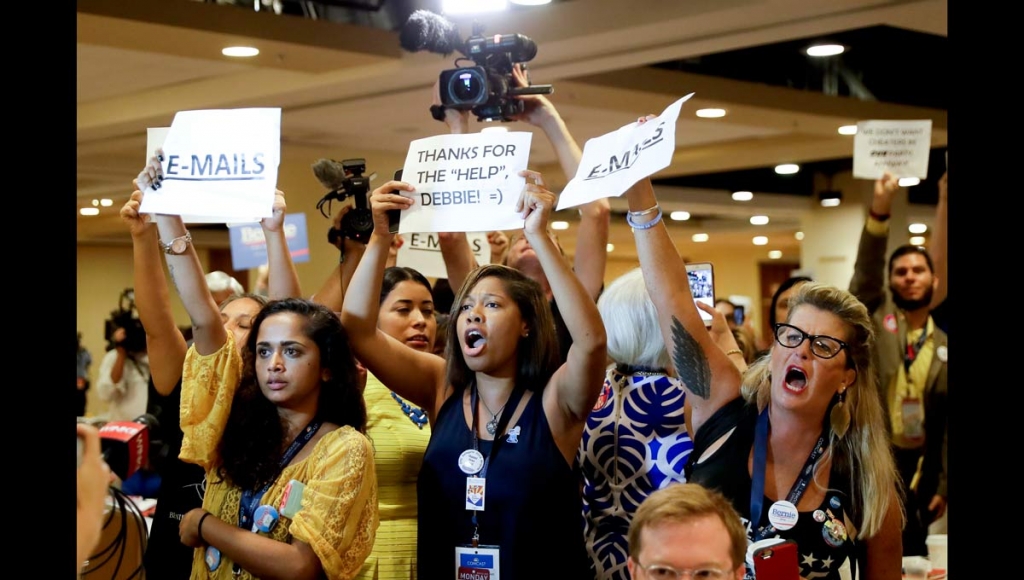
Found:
[316,158,375,245]
[104,289,146,353]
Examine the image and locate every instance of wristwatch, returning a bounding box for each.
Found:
[160,231,192,255]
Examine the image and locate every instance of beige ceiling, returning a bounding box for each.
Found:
[77,0,948,259]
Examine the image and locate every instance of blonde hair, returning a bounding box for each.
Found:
[598,268,670,371]
[741,282,903,538]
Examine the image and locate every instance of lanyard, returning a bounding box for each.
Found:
[749,408,827,542]
[903,321,930,374]
[468,383,525,530]
[238,420,321,531]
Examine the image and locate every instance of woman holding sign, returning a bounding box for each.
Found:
[341,171,606,580]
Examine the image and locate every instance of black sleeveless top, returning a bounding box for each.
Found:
[685,398,859,580]
[417,386,590,580]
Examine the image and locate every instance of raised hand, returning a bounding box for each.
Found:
[261,189,288,232]
[136,148,164,192]
[433,77,471,134]
[871,171,900,217]
[369,180,415,235]
[516,170,555,236]
[120,187,153,238]
[487,230,509,264]
[508,64,556,126]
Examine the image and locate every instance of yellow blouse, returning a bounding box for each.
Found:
[354,372,431,580]
[180,333,379,580]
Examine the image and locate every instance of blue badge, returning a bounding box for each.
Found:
[205,546,221,571]
[829,496,841,509]
[252,505,279,533]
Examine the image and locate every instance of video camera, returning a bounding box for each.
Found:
[104,289,146,353]
[400,10,554,122]
[313,158,375,245]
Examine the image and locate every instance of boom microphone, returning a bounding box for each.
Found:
[99,414,158,481]
[312,158,349,192]
[399,9,463,55]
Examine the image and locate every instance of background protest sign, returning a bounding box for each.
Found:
[228,213,310,271]
[395,231,491,279]
[398,131,533,234]
[853,119,932,179]
[139,108,281,221]
[557,93,694,210]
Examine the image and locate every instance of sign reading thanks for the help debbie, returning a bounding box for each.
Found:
[557,93,694,210]
[853,120,932,179]
[395,231,491,280]
[228,213,311,271]
[138,108,281,221]
[398,131,533,234]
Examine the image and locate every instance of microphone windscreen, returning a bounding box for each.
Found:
[312,159,348,191]
[400,10,461,55]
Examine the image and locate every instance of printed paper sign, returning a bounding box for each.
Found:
[395,231,491,279]
[557,93,694,210]
[853,120,932,179]
[398,132,533,234]
[138,108,281,221]
[228,213,310,271]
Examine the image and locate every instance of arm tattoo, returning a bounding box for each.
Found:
[671,316,711,399]
[167,263,182,295]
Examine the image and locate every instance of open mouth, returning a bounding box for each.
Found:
[464,329,487,355]
[784,367,807,392]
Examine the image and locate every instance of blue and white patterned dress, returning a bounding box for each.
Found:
[579,366,694,580]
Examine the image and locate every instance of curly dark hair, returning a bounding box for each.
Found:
[218,298,366,491]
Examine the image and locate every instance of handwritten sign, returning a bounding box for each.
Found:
[138,108,281,221]
[557,93,693,210]
[398,132,533,234]
[395,231,491,279]
[853,120,932,179]
[228,213,310,271]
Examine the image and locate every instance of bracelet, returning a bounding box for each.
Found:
[198,512,212,544]
[628,204,659,217]
[868,209,890,222]
[627,208,663,230]
[725,348,744,357]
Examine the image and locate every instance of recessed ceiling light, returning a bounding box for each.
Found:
[692,233,709,243]
[805,44,845,57]
[820,198,841,208]
[695,108,726,118]
[91,199,100,207]
[898,177,920,187]
[670,211,691,221]
[510,0,551,5]
[732,191,753,201]
[750,215,770,225]
[909,223,928,234]
[222,46,259,57]
[775,164,799,175]
[838,125,858,135]
[99,199,113,207]
[443,0,507,13]
[480,126,508,133]
[753,236,769,246]
[606,243,615,253]
[909,236,926,246]
[551,221,569,230]
[768,250,783,259]
[795,231,805,240]
[80,208,100,216]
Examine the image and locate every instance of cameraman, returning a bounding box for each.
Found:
[95,321,150,423]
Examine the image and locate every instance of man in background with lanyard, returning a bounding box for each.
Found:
[849,170,948,557]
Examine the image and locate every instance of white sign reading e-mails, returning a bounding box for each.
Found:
[398,131,533,234]
[853,120,932,179]
[395,231,491,280]
[557,93,693,210]
[138,108,281,221]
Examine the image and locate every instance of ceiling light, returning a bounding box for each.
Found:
[222,46,259,57]
[510,0,551,4]
[750,215,770,225]
[805,44,845,57]
[443,0,507,13]
[795,231,804,240]
[909,223,928,234]
[670,211,691,221]
[732,191,753,201]
[768,250,783,259]
[695,108,726,118]
[898,177,920,187]
[80,208,100,216]
[820,198,840,208]
[838,125,858,135]
[819,189,842,208]
[91,199,100,207]
[480,126,508,133]
[692,233,709,243]
[753,236,768,246]
[99,199,113,207]
[606,243,615,253]
[551,221,569,230]
[909,236,926,246]
[775,163,800,175]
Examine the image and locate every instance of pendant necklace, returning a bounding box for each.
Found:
[479,394,508,436]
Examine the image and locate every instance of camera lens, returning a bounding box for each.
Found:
[449,69,485,104]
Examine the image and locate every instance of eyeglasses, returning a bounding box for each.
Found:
[638,563,728,579]
[774,323,848,359]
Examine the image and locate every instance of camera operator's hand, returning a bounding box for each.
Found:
[261,189,288,233]
[120,187,153,238]
[369,181,416,236]
[77,423,111,570]
[433,78,471,134]
[516,170,555,237]
[509,64,557,126]
[112,327,127,351]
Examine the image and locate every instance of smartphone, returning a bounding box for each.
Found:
[751,539,800,580]
[387,169,403,234]
[733,305,745,327]
[685,262,715,327]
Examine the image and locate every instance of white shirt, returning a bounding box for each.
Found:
[94,350,150,422]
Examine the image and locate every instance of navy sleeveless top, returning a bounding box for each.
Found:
[417,387,590,579]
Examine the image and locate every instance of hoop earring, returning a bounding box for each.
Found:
[830,389,850,439]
